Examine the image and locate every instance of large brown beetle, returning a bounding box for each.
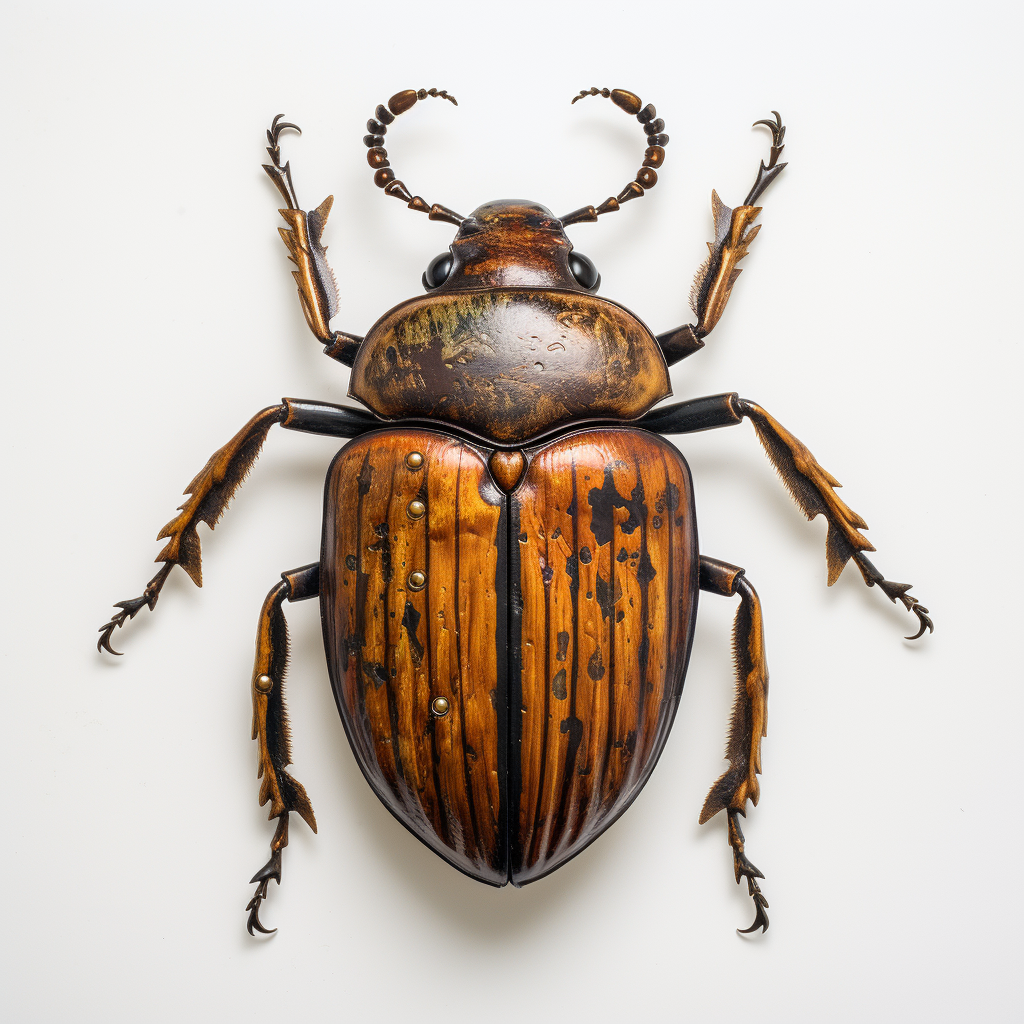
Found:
[99,87,932,936]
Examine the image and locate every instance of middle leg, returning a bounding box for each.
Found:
[245,562,320,936]
[699,555,771,935]
[640,394,933,639]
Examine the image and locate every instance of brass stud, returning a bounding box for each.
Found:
[408,570,426,591]
[431,696,450,717]
[406,451,424,469]
[408,499,426,519]
[255,674,273,693]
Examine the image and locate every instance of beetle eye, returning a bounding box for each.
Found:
[423,252,453,290]
[568,251,600,291]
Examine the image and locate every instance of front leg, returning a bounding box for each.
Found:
[658,112,787,364]
[640,394,933,639]
[263,115,362,367]
[98,399,377,654]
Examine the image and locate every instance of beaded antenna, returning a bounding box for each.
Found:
[355,86,680,228]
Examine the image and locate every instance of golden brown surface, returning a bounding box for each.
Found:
[511,429,698,883]
[350,290,671,443]
[321,430,508,884]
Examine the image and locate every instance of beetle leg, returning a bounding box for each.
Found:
[697,556,770,935]
[657,113,787,365]
[98,401,376,655]
[639,394,933,639]
[246,563,320,936]
[97,404,285,653]
[263,115,362,368]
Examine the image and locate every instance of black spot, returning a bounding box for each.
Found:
[542,565,554,585]
[362,662,388,690]
[552,668,567,699]
[357,455,373,496]
[587,649,605,681]
[617,548,628,563]
[580,546,592,564]
[551,527,562,540]
[519,532,528,543]
[565,552,579,589]
[616,610,624,623]
[652,516,662,529]
[624,729,637,755]
[401,601,424,665]
[345,554,357,571]
[560,716,584,748]
[556,632,570,662]
[368,522,392,583]
[636,545,656,588]
[595,573,621,621]
[385,345,398,365]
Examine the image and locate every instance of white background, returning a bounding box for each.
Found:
[3,1,1021,1020]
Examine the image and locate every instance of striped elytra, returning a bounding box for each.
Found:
[320,427,698,885]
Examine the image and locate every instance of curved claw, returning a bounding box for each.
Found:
[269,113,302,142]
[905,603,934,641]
[752,110,785,147]
[245,880,277,936]
[737,877,770,935]
[96,621,124,656]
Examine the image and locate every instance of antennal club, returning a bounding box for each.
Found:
[364,88,465,226]
[560,87,670,226]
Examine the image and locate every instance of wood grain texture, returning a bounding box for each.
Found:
[321,429,508,884]
[510,428,699,884]
[350,289,670,444]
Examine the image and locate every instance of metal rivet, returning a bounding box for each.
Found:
[408,500,426,519]
[408,570,426,591]
[431,696,450,717]
[406,451,424,469]
[255,674,273,693]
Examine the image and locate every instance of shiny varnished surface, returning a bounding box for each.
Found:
[321,429,508,884]
[510,429,699,883]
[442,202,580,291]
[349,290,671,444]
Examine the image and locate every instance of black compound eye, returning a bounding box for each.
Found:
[568,251,600,291]
[423,252,453,290]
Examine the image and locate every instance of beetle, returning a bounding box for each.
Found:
[99,86,932,936]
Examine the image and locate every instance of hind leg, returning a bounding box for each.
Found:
[245,562,320,936]
[698,555,771,935]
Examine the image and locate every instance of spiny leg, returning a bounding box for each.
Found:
[698,555,771,935]
[97,405,286,654]
[264,114,361,367]
[639,394,933,640]
[98,400,376,656]
[658,112,788,364]
[246,562,320,936]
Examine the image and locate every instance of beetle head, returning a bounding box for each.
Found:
[365,87,667,292]
[429,200,588,292]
